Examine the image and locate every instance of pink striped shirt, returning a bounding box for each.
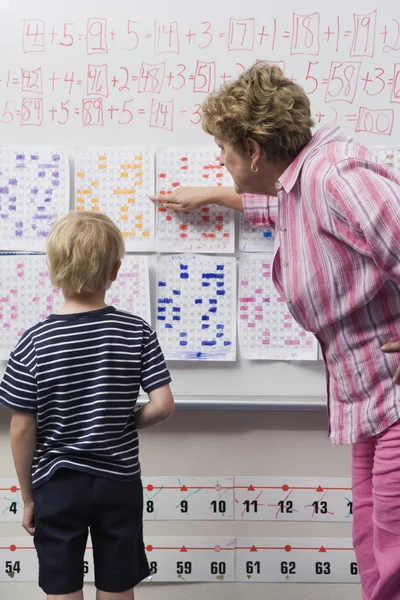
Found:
[243,124,400,444]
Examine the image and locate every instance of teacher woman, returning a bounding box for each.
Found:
[151,62,400,600]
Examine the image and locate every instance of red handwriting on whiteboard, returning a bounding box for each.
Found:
[154,21,180,55]
[59,23,75,47]
[361,67,386,97]
[138,62,166,94]
[228,18,255,51]
[21,98,43,126]
[390,63,400,104]
[122,20,139,51]
[22,20,46,54]
[49,101,70,125]
[150,99,174,131]
[382,19,400,53]
[167,64,187,91]
[193,61,216,93]
[351,11,377,58]
[291,13,320,56]
[87,64,109,97]
[323,17,340,53]
[1,102,14,124]
[21,67,43,95]
[82,98,104,126]
[303,61,320,94]
[355,107,394,136]
[86,18,108,55]
[324,62,361,103]
[117,99,134,125]
[190,104,202,125]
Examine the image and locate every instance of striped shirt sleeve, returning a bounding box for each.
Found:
[140,329,172,393]
[242,194,278,229]
[326,160,400,284]
[0,354,38,413]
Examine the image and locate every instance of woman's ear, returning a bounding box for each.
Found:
[246,138,263,162]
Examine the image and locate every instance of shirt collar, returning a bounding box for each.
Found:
[277,124,342,193]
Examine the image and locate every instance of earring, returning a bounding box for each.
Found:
[251,163,259,173]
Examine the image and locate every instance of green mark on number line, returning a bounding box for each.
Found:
[216,575,224,581]
[175,488,201,509]
[247,575,252,580]
[7,571,15,579]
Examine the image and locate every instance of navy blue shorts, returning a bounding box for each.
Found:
[33,469,150,594]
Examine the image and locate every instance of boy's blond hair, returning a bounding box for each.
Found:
[47,211,125,296]
[202,61,315,162]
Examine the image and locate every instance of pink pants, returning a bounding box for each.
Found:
[352,419,400,600]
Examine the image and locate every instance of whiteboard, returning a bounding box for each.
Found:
[1,0,399,408]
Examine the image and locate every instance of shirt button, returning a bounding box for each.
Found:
[285,296,291,303]
[275,181,283,191]
[280,225,286,232]
[282,261,288,267]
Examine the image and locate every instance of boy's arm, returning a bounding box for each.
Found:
[135,384,175,429]
[0,350,38,535]
[10,411,36,535]
[10,411,36,503]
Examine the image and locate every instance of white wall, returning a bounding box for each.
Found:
[0,408,360,600]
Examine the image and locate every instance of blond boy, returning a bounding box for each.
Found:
[0,211,174,600]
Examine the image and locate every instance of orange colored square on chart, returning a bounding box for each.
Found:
[135,223,143,229]
[91,198,99,204]
[120,216,128,221]
[98,156,107,161]
[135,181,143,186]
[142,231,150,237]
[77,206,84,212]
[77,197,84,204]
[134,155,143,161]
[92,207,100,212]
[99,165,107,170]
[120,206,128,212]
[223,233,230,238]
[121,173,129,178]
[77,172,85,178]
[91,181,99,187]
[128,198,136,204]
[135,172,143,178]
[122,231,135,238]
[135,215,143,221]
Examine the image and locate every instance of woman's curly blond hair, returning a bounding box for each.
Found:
[202,61,315,162]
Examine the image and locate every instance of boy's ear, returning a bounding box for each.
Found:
[110,260,121,282]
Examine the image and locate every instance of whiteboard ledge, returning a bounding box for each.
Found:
[137,394,327,411]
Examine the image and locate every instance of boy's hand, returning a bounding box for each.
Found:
[381,342,400,384]
[22,502,35,536]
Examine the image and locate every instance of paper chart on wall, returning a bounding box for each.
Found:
[156,148,235,254]
[105,255,151,323]
[0,254,150,359]
[238,254,318,360]
[156,254,236,361]
[372,146,400,174]
[0,147,69,251]
[238,212,275,253]
[75,148,155,252]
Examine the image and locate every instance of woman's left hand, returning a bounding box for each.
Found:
[381,342,400,384]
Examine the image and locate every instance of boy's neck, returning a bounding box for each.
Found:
[57,290,108,315]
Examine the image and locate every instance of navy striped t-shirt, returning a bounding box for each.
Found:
[0,307,171,488]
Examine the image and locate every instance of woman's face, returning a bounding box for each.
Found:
[216,139,254,195]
